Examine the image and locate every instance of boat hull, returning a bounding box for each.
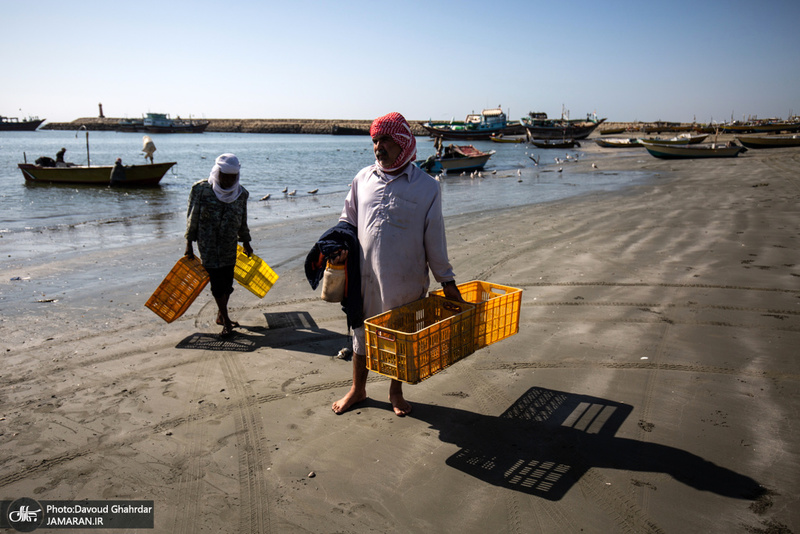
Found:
[594,138,642,148]
[523,118,605,140]
[0,118,45,131]
[530,139,579,149]
[736,135,800,149]
[423,124,520,140]
[641,143,745,159]
[19,162,176,186]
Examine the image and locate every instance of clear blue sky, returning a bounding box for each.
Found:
[3,0,799,124]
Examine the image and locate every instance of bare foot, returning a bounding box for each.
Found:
[332,388,367,415]
[216,313,239,328]
[389,392,412,417]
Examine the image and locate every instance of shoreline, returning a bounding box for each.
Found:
[1,148,798,532]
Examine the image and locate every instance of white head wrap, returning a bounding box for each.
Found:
[208,153,243,203]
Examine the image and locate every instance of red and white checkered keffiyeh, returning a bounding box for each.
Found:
[370,112,417,173]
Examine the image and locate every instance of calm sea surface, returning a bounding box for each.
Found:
[0,130,651,267]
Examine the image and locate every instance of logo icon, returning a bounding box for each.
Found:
[7,498,44,532]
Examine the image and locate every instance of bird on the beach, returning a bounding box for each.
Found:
[308,188,319,194]
[491,170,496,174]
[558,167,563,173]
[592,163,598,168]
[288,190,297,196]
[517,169,521,176]
[260,194,271,201]
[282,187,288,193]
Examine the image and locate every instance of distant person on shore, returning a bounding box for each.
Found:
[317,112,462,416]
[185,153,253,338]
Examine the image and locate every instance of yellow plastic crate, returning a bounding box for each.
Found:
[364,295,474,384]
[431,280,522,349]
[146,256,209,323]
[234,245,279,298]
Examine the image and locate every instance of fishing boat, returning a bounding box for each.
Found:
[422,107,523,140]
[1,116,45,131]
[489,133,525,143]
[520,111,606,140]
[529,139,580,149]
[117,113,209,133]
[722,118,800,134]
[640,141,746,159]
[599,127,626,135]
[19,161,176,186]
[594,138,643,148]
[639,133,709,145]
[736,134,800,149]
[415,144,495,174]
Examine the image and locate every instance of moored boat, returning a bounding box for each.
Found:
[415,144,495,174]
[117,113,208,133]
[520,111,606,140]
[594,138,643,148]
[490,133,525,143]
[736,134,800,149]
[1,116,45,131]
[19,161,176,186]
[423,107,521,140]
[640,141,746,159]
[639,133,709,145]
[529,138,580,149]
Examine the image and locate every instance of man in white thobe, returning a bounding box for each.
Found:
[331,112,462,416]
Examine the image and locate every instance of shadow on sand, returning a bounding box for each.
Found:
[175,310,348,357]
[403,386,765,502]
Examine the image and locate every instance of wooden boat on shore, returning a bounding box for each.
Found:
[1,116,45,131]
[520,111,606,140]
[640,141,746,159]
[594,138,643,148]
[640,133,709,145]
[415,145,495,174]
[599,127,626,135]
[736,134,800,149]
[19,161,176,186]
[529,138,580,149]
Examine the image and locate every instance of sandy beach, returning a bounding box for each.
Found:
[1,141,798,533]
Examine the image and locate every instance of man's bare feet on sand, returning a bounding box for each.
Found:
[389,392,412,417]
[332,388,367,414]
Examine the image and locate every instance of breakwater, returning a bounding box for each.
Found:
[41,117,429,136]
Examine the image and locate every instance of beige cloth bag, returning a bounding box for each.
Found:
[320,262,346,302]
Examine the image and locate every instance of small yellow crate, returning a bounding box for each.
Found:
[234,245,279,298]
[146,256,209,323]
[364,295,475,384]
[431,280,522,349]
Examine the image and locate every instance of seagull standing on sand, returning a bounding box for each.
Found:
[282,187,288,193]
[308,188,319,194]
[260,194,271,201]
[288,190,297,196]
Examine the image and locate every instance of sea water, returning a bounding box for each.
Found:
[0,130,651,268]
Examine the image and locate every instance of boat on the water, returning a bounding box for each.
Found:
[520,111,606,140]
[594,138,643,148]
[19,161,176,186]
[1,116,45,131]
[422,107,523,140]
[117,113,208,133]
[736,134,800,149]
[415,144,495,174]
[489,133,525,143]
[529,138,580,149]
[640,141,746,159]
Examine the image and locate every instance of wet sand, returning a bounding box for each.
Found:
[1,143,798,533]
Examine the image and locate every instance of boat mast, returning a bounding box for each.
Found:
[77,126,90,166]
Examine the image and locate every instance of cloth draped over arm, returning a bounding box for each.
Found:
[304,221,363,329]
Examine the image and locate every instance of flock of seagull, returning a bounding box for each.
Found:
[257,149,598,201]
[260,187,318,201]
